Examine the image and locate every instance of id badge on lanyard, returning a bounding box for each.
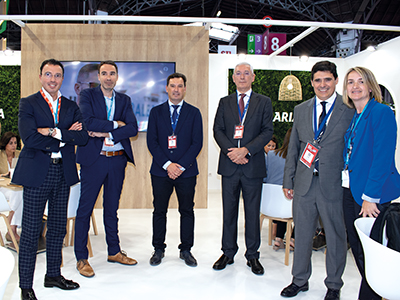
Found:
[168,135,177,149]
[233,125,244,139]
[300,141,320,168]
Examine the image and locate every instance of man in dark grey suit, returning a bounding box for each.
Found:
[213,62,273,275]
[281,61,354,300]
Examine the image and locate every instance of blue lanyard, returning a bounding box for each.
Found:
[170,105,180,132]
[237,92,251,124]
[313,97,336,141]
[105,93,115,121]
[344,99,371,167]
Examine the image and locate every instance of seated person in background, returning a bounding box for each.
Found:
[0,131,22,242]
[263,135,277,155]
[264,129,294,250]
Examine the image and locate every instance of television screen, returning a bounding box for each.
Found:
[60,61,176,131]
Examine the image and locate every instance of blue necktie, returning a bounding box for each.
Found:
[315,101,327,172]
[319,101,327,132]
[171,105,179,132]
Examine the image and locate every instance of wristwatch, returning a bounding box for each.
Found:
[48,128,55,136]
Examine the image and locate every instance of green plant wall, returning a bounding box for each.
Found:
[228,69,314,147]
[0,66,20,136]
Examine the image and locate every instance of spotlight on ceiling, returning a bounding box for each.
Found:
[216,11,222,17]
[299,55,309,62]
[184,22,239,43]
[367,45,377,52]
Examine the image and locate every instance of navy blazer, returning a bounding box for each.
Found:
[147,100,203,178]
[343,100,400,206]
[13,91,89,187]
[76,86,138,166]
[213,92,273,178]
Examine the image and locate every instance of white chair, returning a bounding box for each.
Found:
[0,247,14,299]
[354,217,400,300]
[260,183,293,266]
[0,191,19,253]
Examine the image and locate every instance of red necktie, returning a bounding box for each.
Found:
[239,93,245,116]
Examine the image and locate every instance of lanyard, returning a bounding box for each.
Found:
[344,99,371,168]
[170,105,180,133]
[105,94,115,121]
[40,89,60,126]
[237,92,251,124]
[313,97,336,142]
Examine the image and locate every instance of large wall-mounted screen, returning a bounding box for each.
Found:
[60,61,176,131]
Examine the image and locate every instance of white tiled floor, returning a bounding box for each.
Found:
[3,190,360,300]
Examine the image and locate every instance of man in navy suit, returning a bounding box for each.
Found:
[74,60,138,277]
[147,73,203,267]
[213,62,273,275]
[13,59,88,300]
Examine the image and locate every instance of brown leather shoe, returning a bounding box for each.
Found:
[76,259,95,277]
[107,250,137,265]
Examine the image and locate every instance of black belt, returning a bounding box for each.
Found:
[313,171,319,176]
[50,158,62,164]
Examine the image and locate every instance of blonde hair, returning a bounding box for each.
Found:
[342,66,382,108]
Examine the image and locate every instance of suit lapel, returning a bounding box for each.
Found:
[161,101,173,133]
[94,86,107,120]
[37,92,57,126]
[306,98,315,139]
[174,101,189,135]
[229,93,240,124]
[322,95,345,140]
[243,92,258,126]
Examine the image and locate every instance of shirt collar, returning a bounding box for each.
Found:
[168,99,184,107]
[41,87,62,101]
[237,89,252,99]
[316,92,337,105]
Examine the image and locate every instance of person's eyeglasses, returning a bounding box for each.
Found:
[235,71,251,76]
[43,72,63,79]
[78,82,100,88]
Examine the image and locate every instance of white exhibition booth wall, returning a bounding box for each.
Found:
[1,36,400,191]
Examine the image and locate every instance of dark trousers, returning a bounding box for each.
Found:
[275,221,294,239]
[151,175,196,251]
[74,154,127,260]
[221,169,263,260]
[19,162,69,289]
[343,188,389,300]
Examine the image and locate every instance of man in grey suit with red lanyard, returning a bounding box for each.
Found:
[281,61,354,300]
[213,62,273,275]
[74,60,138,278]
[13,59,88,300]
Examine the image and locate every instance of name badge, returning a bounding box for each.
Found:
[104,137,114,147]
[300,142,319,168]
[233,125,244,139]
[168,135,177,149]
[342,169,350,188]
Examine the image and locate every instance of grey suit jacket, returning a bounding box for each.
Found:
[283,94,354,201]
[213,91,273,178]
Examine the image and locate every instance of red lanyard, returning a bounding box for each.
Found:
[40,89,61,126]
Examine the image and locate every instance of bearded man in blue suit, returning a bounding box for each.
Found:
[13,59,88,300]
[74,61,138,277]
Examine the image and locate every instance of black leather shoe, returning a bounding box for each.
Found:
[179,250,198,267]
[281,282,309,297]
[246,258,264,275]
[212,254,234,270]
[21,289,37,300]
[324,288,340,300]
[150,250,164,266]
[44,275,80,290]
